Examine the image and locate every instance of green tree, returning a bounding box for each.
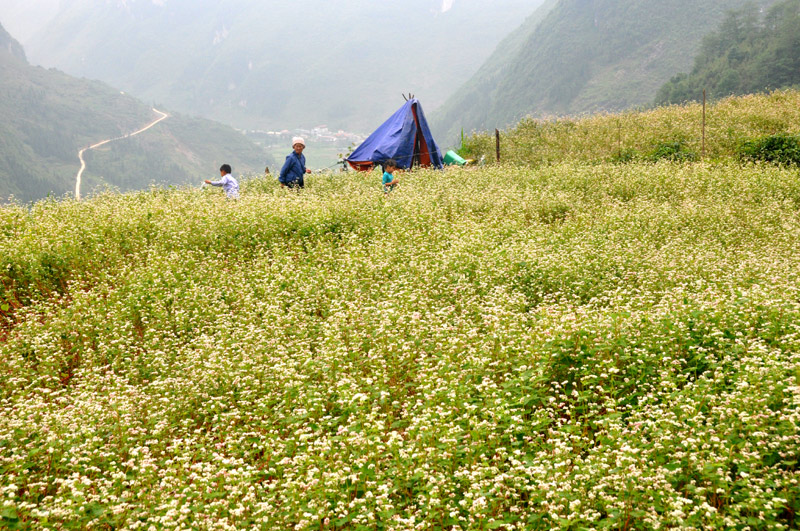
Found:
[656,0,800,105]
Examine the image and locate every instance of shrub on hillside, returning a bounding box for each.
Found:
[609,147,640,164]
[738,133,800,166]
[646,140,698,162]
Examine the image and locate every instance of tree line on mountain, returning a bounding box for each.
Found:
[656,0,800,105]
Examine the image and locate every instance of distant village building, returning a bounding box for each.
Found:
[246,126,366,149]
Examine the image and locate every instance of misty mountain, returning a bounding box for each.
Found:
[0,0,59,45]
[430,0,559,143]
[25,0,543,133]
[0,24,269,203]
[0,22,26,62]
[432,0,780,143]
[656,0,800,105]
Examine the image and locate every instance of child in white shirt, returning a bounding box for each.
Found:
[205,164,240,199]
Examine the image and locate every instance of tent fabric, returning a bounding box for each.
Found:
[347,99,443,171]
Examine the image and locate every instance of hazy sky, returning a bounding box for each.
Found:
[0,0,464,44]
[0,0,60,44]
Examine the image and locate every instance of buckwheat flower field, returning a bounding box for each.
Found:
[1,162,799,529]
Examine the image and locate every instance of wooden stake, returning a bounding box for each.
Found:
[702,89,706,160]
[495,129,501,162]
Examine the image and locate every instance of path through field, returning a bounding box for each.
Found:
[75,108,169,200]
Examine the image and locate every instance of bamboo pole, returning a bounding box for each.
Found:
[702,89,706,160]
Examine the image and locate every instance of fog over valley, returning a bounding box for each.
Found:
[6,0,543,135]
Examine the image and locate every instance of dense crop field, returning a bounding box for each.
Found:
[1,162,799,529]
[462,90,800,165]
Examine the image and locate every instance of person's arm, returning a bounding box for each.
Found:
[279,156,293,186]
[383,173,398,187]
[204,178,223,187]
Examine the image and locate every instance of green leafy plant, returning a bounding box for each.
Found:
[647,140,698,162]
[738,133,800,165]
[610,147,640,163]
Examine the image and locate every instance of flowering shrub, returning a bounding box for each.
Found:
[1,163,799,529]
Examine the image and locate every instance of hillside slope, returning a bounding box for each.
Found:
[0,21,25,61]
[25,0,543,133]
[0,24,269,203]
[433,0,779,143]
[459,90,800,165]
[656,0,800,105]
[430,0,559,143]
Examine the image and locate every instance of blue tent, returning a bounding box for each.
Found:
[347,98,443,171]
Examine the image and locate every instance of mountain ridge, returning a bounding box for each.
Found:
[655,0,800,105]
[432,0,780,143]
[0,23,270,203]
[25,0,544,133]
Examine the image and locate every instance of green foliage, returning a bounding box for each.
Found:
[610,147,640,164]
[647,140,698,162]
[656,0,800,105]
[2,163,800,528]
[738,133,800,165]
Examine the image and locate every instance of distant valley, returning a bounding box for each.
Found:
[0,23,270,203]
[24,0,544,135]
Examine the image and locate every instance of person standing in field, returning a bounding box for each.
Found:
[279,137,312,189]
[382,159,399,195]
[204,164,239,199]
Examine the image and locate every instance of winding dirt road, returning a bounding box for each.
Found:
[75,108,169,200]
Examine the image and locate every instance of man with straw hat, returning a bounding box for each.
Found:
[279,137,312,189]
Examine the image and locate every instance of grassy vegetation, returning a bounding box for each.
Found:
[1,149,800,528]
[460,90,800,166]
